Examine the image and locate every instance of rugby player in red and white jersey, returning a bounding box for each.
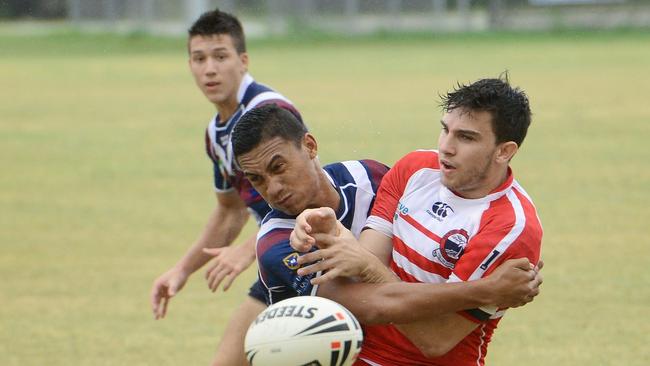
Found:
[291,76,543,365]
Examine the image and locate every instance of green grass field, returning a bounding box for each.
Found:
[1,28,649,365]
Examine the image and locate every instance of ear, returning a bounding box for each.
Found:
[303,133,318,159]
[495,141,518,164]
[239,52,249,73]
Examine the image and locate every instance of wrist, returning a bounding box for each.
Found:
[474,277,496,307]
[360,260,397,284]
[173,262,194,278]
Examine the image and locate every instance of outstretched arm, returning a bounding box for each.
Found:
[150,190,250,319]
[203,233,257,292]
[317,258,541,325]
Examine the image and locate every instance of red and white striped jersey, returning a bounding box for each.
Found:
[360,150,543,366]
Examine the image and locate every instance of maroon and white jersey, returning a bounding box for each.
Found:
[204,73,301,224]
[360,150,543,366]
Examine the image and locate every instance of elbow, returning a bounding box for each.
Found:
[354,306,384,325]
[349,295,396,325]
[420,344,452,359]
[416,341,455,359]
[355,296,412,325]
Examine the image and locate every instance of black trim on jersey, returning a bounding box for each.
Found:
[464,308,492,322]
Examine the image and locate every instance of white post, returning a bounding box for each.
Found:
[185,0,209,26]
[67,0,81,22]
[432,0,447,14]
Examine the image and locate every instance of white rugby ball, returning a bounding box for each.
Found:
[245,296,363,366]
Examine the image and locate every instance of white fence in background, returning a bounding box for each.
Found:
[61,0,650,36]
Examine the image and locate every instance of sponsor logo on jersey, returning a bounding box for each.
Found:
[426,201,454,222]
[433,229,469,269]
[395,201,409,220]
[283,252,300,270]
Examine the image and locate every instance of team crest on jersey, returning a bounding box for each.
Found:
[283,252,300,270]
[426,201,454,222]
[433,229,469,269]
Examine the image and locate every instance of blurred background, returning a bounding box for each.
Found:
[2,0,650,36]
[1,1,649,366]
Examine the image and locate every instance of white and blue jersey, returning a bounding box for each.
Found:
[252,160,389,305]
[204,73,302,223]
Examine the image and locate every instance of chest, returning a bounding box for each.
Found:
[391,176,490,273]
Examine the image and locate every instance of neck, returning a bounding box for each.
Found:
[455,166,510,199]
[313,170,341,213]
[480,166,510,198]
[216,98,239,123]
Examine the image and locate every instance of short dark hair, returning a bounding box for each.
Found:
[188,8,246,54]
[440,75,532,146]
[232,104,308,160]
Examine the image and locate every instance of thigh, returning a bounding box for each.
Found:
[210,296,266,366]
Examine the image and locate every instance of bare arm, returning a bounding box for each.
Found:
[291,207,541,356]
[317,276,490,324]
[317,259,540,358]
[202,232,257,292]
[150,190,250,319]
[175,190,250,274]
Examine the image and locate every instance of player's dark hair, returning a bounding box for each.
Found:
[440,74,532,146]
[188,8,246,54]
[232,104,308,161]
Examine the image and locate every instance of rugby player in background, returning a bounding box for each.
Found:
[149,9,303,366]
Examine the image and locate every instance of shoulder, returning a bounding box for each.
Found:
[240,78,302,122]
[204,115,219,138]
[323,160,386,189]
[474,184,543,257]
[394,149,440,172]
[257,213,296,259]
[380,150,440,190]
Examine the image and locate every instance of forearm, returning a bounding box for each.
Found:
[359,253,400,284]
[320,278,494,325]
[175,205,249,274]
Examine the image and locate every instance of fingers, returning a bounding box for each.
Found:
[290,228,315,253]
[535,259,545,272]
[310,232,337,249]
[206,266,229,292]
[296,249,324,266]
[203,247,223,257]
[305,208,338,235]
[511,257,533,270]
[221,274,236,292]
[531,270,544,289]
[160,296,169,319]
[290,213,316,252]
[310,269,339,285]
[152,286,171,320]
[297,259,329,277]
[151,287,162,319]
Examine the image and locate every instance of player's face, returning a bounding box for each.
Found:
[238,135,322,216]
[437,108,506,199]
[188,34,248,109]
